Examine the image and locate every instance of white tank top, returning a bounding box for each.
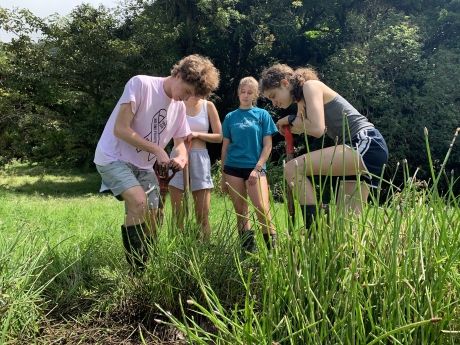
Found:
[187,101,209,132]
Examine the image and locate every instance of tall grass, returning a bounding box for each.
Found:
[0,128,459,344]
[0,164,252,343]
[159,193,459,344]
[156,128,460,344]
[0,230,49,343]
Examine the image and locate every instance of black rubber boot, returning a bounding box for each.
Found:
[121,223,147,270]
[263,233,277,250]
[300,205,317,232]
[301,204,330,235]
[239,230,255,253]
[322,203,330,224]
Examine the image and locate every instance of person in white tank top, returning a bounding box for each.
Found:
[169,97,222,240]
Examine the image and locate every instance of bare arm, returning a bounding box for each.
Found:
[276,109,323,138]
[170,137,187,170]
[298,81,326,137]
[276,81,326,138]
[255,135,272,170]
[114,102,169,164]
[220,137,230,192]
[221,138,230,171]
[247,135,272,186]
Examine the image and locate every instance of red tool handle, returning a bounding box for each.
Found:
[283,125,294,156]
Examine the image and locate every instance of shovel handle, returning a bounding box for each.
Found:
[283,125,294,157]
[283,125,296,229]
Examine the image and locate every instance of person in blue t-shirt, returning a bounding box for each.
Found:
[221,76,278,251]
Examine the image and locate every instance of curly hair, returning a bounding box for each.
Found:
[259,64,319,101]
[238,76,259,104]
[171,54,220,97]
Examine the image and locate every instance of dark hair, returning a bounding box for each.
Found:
[171,54,220,97]
[259,64,319,101]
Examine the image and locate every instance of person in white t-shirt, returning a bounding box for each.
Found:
[94,55,220,270]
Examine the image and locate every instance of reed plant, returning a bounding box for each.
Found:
[158,128,460,344]
[0,128,458,344]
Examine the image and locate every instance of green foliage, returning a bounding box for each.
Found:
[0,232,48,342]
[324,6,459,188]
[266,157,285,201]
[325,11,422,163]
[1,5,140,167]
[211,159,225,196]
[161,158,460,344]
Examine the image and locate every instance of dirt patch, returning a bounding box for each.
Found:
[33,315,187,345]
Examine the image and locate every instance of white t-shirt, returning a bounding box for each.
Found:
[94,75,191,170]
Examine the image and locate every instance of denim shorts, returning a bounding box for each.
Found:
[95,160,159,209]
[223,165,266,181]
[346,127,389,188]
[169,149,214,191]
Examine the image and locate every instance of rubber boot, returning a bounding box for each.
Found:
[263,233,277,250]
[301,204,330,236]
[239,230,255,253]
[321,203,330,225]
[121,223,147,270]
[300,205,317,233]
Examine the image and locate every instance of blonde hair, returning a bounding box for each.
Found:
[238,76,259,104]
[259,64,319,101]
[171,54,220,97]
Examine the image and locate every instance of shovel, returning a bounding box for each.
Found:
[283,125,296,229]
[152,161,178,225]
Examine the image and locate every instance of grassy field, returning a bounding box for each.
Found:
[1,161,459,344]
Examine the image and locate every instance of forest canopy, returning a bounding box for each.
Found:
[1,0,459,190]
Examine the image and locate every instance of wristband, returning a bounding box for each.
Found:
[287,114,296,126]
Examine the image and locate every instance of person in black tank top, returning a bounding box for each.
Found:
[259,64,388,230]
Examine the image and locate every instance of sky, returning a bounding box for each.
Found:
[1,0,121,42]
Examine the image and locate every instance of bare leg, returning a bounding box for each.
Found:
[192,189,211,241]
[337,181,370,215]
[285,145,365,205]
[246,175,275,235]
[121,186,149,226]
[169,185,185,230]
[225,174,250,232]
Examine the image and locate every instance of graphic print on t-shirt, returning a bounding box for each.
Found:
[136,109,167,161]
[237,117,261,131]
[238,118,254,129]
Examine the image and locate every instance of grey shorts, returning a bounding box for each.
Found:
[95,160,159,209]
[169,149,214,191]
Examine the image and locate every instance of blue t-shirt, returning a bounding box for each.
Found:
[222,107,278,168]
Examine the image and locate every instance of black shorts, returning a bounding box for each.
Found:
[347,127,389,188]
[223,165,266,181]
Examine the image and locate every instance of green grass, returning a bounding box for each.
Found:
[0,157,459,344]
